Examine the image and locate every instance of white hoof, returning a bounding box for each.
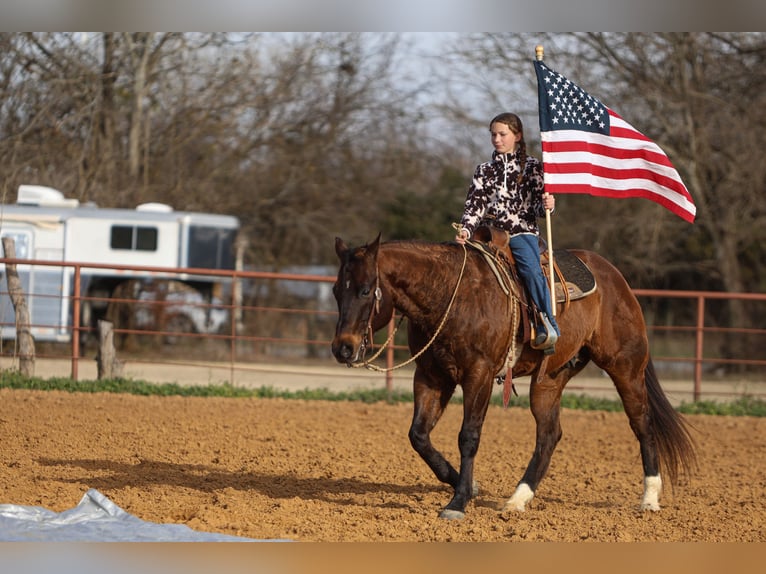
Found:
[502,482,534,512]
[640,500,661,512]
[640,475,662,511]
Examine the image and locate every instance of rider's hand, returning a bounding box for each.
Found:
[542,192,555,212]
[455,228,469,244]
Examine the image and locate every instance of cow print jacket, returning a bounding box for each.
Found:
[459,149,547,239]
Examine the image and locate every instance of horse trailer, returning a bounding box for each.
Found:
[0,184,240,343]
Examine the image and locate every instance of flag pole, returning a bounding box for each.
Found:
[536,44,556,317]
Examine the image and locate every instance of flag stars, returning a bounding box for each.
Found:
[535,60,694,222]
[537,63,609,135]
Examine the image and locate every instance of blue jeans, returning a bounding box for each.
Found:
[509,234,560,336]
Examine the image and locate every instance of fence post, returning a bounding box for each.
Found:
[694,295,705,402]
[386,318,395,392]
[230,271,238,385]
[96,320,123,379]
[1,237,36,377]
[71,265,81,380]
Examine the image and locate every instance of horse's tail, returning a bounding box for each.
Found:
[645,358,698,485]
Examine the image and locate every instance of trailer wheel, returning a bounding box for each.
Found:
[164,314,195,345]
[79,300,93,346]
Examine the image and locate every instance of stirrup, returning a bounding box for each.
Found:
[530,313,558,351]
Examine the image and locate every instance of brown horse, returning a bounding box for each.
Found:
[331,234,697,520]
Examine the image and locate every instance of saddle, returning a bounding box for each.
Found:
[471,225,597,308]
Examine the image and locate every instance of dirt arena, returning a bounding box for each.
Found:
[0,387,763,542]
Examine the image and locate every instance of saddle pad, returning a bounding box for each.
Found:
[549,249,597,302]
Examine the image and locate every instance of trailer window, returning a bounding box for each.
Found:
[0,231,31,258]
[187,226,236,269]
[110,225,158,251]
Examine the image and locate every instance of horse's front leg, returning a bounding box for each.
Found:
[408,367,460,491]
[503,370,565,513]
[438,369,494,520]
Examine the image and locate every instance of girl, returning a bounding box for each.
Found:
[455,112,560,350]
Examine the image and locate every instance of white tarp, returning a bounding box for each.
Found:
[0,488,284,542]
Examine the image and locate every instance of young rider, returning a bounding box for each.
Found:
[455,112,560,350]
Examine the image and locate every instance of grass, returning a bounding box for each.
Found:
[0,370,763,416]
[674,395,766,417]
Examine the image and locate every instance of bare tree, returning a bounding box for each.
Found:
[0,33,436,267]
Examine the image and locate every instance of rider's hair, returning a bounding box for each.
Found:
[489,112,526,185]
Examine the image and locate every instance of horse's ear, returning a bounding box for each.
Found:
[368,233,382,256]
[335,237,348,259]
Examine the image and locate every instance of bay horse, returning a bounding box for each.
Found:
[331,233,697,520]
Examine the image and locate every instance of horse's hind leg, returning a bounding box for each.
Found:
[503,368,569,512]
[607,361,664,511]
[607,355,698,511]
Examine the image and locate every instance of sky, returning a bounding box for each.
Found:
[0,0,763,31]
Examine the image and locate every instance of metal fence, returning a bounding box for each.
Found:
[1,257,764,403]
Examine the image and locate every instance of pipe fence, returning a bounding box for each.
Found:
[1,257,764,403]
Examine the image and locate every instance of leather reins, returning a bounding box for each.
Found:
[350,243,469,373]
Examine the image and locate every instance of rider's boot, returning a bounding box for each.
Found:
[531,312,559,352]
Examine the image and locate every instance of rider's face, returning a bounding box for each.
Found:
[490,122,521,154]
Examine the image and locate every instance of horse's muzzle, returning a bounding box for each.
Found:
[331,334,364,365]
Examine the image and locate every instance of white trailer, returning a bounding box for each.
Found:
[0,185,240,343]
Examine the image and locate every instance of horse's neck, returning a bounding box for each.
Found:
[378,243,455,321]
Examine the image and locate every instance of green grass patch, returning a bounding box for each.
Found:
[0,370,415,404]
[676,395,766,417]
[1,370,762,416]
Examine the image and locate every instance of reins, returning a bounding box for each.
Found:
[351,242,469,373]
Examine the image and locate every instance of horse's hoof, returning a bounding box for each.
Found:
[640,476,662,511]
[502,482,534,512]
[439,508,466,520]
[501,500,527,513]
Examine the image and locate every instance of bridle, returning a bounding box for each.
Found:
[348,243,469,373]
[357,265,385,361]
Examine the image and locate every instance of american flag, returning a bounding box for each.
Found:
[535,60,696,223]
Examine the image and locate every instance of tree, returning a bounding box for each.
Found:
[0,33,439,267]
[383,165,468,241]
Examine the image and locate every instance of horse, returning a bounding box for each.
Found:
[331,233,697,520]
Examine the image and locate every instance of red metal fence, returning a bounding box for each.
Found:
[632,289,766,401]
[1,258,764,403]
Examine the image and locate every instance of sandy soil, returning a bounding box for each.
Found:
[0,388,763,542]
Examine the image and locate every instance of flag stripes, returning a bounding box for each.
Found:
[535,60,696,223]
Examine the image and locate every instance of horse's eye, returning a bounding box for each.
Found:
[360,286,371,297]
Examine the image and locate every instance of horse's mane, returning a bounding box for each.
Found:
[376,239,497,312]
[380,239,470,268]
[381,238,462,254]
[381,238,452,248]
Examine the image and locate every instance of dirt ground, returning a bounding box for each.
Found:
[0,387,763,542]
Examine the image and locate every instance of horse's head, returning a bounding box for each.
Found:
[331,234,393,365]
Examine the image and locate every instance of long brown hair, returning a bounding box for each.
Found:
[490,112,526,184]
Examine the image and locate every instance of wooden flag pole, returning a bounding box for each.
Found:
[536,44,557,317]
